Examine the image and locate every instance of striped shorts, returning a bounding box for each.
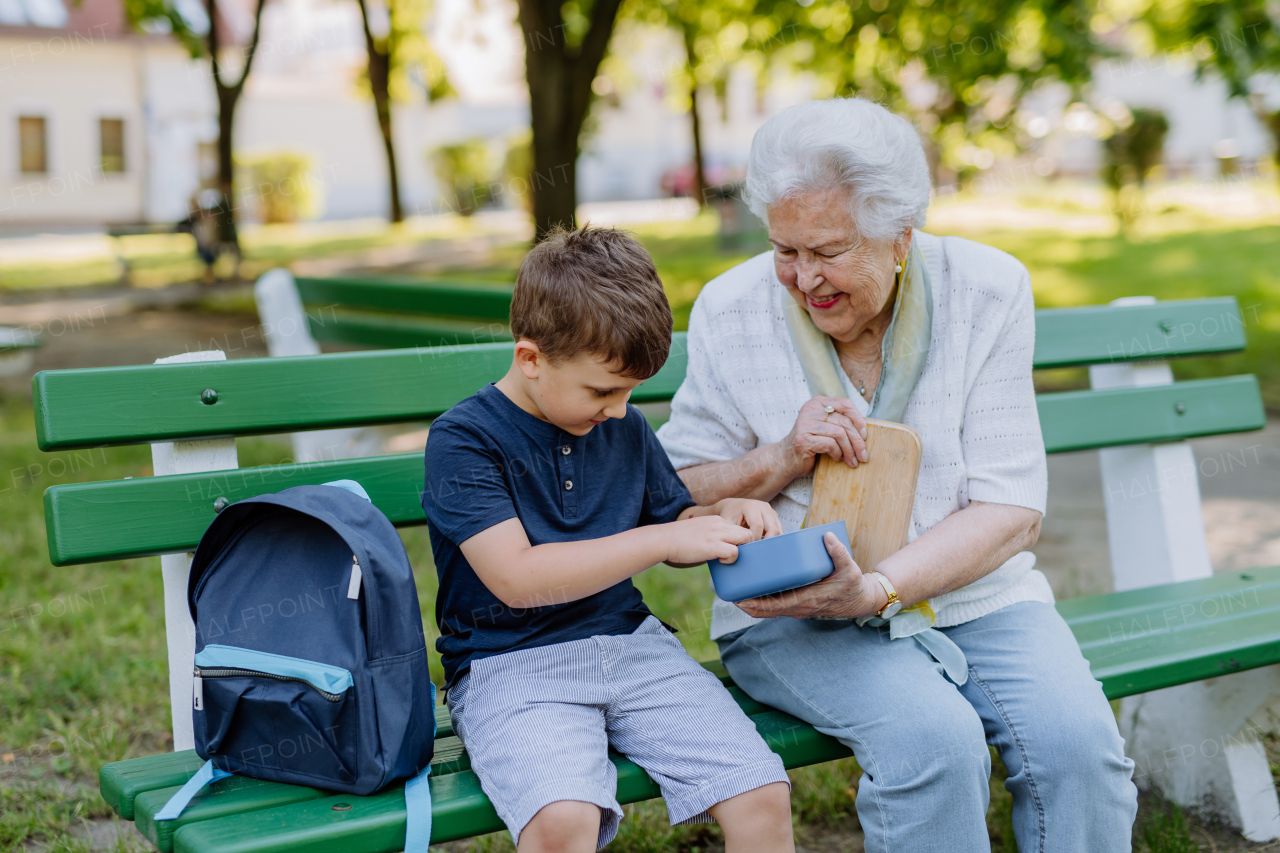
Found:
[447,616,789,849]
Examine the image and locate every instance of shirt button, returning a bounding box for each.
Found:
[564,480,573,491]
[561,445,571,455]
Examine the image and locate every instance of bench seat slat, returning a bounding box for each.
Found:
[168,710,848,853]
[42,376,1265,566]
[99,706,455,821]
[1065,568,1280,697]
[134,736,472,853]
[135,777,327,853]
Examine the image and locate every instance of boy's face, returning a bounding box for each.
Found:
[522,348,644,436]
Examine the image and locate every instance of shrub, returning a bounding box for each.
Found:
[431,139,497,216]
[235,151,322,224]
[1102,108,1170,192]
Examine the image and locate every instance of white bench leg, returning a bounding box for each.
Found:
[1122,673,1280,841]
[151,351,240,753]
[1091,297,1280,840]
[254,269,377,463]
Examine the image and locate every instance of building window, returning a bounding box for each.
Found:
[100,118,125,173]
[19,116,47,174]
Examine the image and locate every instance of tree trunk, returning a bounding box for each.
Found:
[682,26,707,208]
[516,0,624,241]
[1261,109,1280,193]
[206,0,267,254]
[524,49,578,238]
[358,0,404,223]
[215,89,238,248]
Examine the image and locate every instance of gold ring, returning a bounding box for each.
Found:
[823,405,835,422]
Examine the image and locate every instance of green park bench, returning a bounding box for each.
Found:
[1,326,42,352]
[251,269,514,462]
[1,326,43,379]
[31,295,1280,850]
[261,271,514,351]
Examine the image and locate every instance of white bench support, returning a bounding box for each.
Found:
[151,350,240,752]
[254,269,383,462]
[1093,297,1280,840]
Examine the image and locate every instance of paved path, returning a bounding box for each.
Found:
[1035,425,1280,599]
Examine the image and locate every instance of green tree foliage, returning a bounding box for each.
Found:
[787,0,1104,181]
[627,0,748,205]
[1136,0,1278,98]
[625,0,1108,192]
[1134,0,1280,183]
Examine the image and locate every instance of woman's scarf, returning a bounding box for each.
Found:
[783,233,969,685]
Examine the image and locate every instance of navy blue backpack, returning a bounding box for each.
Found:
[156,480,436,847]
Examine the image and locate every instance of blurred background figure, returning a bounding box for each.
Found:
[176,190,228,283]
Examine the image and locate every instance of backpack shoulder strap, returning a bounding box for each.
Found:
[154,759,234,821]
[404,765,433,850]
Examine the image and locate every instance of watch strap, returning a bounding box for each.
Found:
[869,572,901,617]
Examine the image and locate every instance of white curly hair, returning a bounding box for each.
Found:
[744,98,931,243]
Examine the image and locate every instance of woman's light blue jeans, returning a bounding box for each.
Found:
[717,601,1138,852]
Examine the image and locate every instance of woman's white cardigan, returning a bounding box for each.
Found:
[656,231,1053,640]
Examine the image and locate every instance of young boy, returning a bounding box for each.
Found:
[422,226,794,853]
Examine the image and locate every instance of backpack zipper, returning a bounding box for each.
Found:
[193,666,345,702]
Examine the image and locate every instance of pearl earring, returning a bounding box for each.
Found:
[895,263,903,273]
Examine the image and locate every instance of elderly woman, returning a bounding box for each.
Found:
[657,98,1137,852]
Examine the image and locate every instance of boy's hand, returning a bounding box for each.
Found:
[665,516,756,567]
[709,498,783,541]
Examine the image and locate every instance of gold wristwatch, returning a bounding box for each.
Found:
[868,572,902,618]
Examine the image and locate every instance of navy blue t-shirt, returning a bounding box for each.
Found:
[422,383,696,687]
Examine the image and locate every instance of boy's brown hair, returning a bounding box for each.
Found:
[510,225,672,380]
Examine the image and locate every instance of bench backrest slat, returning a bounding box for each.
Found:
[295,277,513,321]
[33,342,690,451]
[1038,376,1265,454]
[297,279,1245,369]
[310,312,511,349]
[44,454,425,566]
[31,296,1252,452]
[42,377,1265,566]
[1031,297,1246,368]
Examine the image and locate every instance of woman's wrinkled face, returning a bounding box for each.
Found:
[768,189,907,342]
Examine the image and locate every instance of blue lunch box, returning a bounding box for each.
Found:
[708,521,850,602]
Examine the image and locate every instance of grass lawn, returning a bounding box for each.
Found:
[0,216,510,291]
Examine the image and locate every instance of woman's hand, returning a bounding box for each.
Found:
[775,396,869,478]
[735,531,885,620]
